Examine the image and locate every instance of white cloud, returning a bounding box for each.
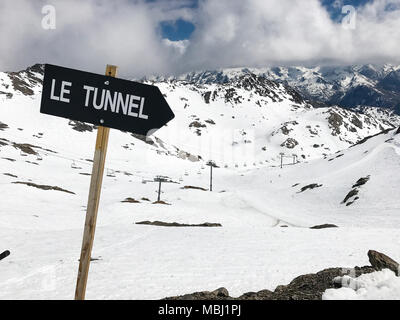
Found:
[0,0,400,76]
[178,0,400,72]
[163,39,190,55]
[0,0,186,77]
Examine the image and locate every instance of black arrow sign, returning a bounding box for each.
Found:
[40,64,174,136]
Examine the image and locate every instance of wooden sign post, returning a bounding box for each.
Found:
[75,65,117,300]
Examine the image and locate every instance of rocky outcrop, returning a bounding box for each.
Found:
[298,183,322,193]
[12,181,75,194]
[165,266,375,300]
[68,120,95,132]
[164,250,398,300]
[310,224,338,229]
[0,121,9,131]
[136,221,222,228]
[342,175,370,206]
[368,250,399,276]
[281,138,299,149]
[164,288,231,300]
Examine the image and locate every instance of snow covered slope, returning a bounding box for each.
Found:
[1,64,400,299]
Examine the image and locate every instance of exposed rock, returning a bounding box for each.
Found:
[205,119,215,125]
[351,115,363,129]
[3,173,18,178]
[25,161,39,166]
[7,64,43,96]
[122,197,140,203]
[281,138,299,149]
[202,91,212,104]
[342,176,370,206]
[280,121,298,135]
[310,224,338,229]
[152,201,171,205]
[352,176,370,188]
[68,120,95,132]
[368,250,399,276]
[181,185,208,191]
[164,266,375,300]
[136,221,222,228]
[189,121,206,129]
[12,143,38,155]
[299,183,322,193]
[164,287,231,300]
[0,121,9,131]
[0,91,13,99]
[342,189,359,205]
[328,111,343,136]
[12,181,75,194]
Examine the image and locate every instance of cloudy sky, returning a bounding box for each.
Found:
[0,0,399,77]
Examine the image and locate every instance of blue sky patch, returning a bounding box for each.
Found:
[160,18,195,41]
[320,0,374,21]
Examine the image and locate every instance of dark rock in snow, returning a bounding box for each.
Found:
[12,143,38,155]
[202,91,211,104]
[299,183,322,193]
[68,120,95,132]
[12,181,75,194]
[152,200,172,205]
[136,221,222,228]
[352,176,370,188]
[181,185,208,191]
[328,111,343,136]
[310,224,338,229]
[189,121,206,128]
[368,250,399,276]
[122,197,140,203]
[0,121,9,131]
[342,176,370,206]
[164,287,231,300]
[3,173,18,178]
[281,138,299,149]
[164,266,375,300]
[342,189,359,204]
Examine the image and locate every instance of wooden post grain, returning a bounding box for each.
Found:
[75,65,117,300]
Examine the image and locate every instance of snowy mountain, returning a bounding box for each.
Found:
[2,64,399,168]
[1,64,400,299]
[155,64,400,113]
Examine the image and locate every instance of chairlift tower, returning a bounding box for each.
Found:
[206,161,218,191]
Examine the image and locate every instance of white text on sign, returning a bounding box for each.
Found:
[50,79,149,119]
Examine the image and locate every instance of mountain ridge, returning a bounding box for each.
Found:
[148,63,400,113]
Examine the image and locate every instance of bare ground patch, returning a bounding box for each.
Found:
[135,221,222,228]
[12,181,75,194]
